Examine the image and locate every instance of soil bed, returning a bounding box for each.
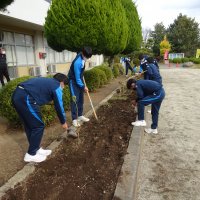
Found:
[2,93,136,200]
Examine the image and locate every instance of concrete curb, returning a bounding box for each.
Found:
[113,125,144,200]
[0,87,120,199]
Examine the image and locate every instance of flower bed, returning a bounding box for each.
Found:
[2,93,136,200]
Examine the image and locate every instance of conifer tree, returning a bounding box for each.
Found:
[121,0,142,54]
[44,0,128,55]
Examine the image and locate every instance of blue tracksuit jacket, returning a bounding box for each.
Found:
[19,77,66,124]
[68,53,85,89]
[12,77,66,155]
[145,63,162,84]
[135,80,165,129]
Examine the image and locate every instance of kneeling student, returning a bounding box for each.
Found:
[127,78,165,134]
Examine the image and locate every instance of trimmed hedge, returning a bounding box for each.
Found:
[96,65,113,82]
[0,76,71,127]
[113,63,124,75]
[172,58,182,63]
[84,69,100,91]
[181,57,189,63]
[92,68,107,87]
[0,76,31,126]
[171,57,200,64]
[189,57,200,64]
[112,65,120,78]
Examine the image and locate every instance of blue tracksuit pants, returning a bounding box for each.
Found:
[137,88,165,129]
[12,87,44,155]
[125,63,133,75]
[69,80,84,120]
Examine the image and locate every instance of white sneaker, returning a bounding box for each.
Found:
[72,119,80,127]
[147,110,151,113]
[131,120,146,126]
[24,153,47,163]
[36,148,52,156]
[78,116,90,122]
[145,128,158,134]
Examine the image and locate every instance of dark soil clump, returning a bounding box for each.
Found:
[2,94,136,200]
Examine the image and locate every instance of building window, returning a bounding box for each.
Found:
[14,33,35,65]
[44,38,74,64]
[64,50,74,62]
[1,31,35,66]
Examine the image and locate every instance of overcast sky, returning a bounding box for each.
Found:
[3,0,200,30]
[135,0,200,29]
[3,0,50,25]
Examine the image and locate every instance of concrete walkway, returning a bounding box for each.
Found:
[136,67,200,200]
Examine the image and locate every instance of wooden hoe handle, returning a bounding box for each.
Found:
[83,77,98,120]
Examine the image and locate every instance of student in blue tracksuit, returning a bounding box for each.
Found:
[68,47,92,127]
[127,79,165,134]
[12,73,68,163]
[145,57,162,84]
[153,58,159,69]
[124,57,133,76]
[138,54,148,78]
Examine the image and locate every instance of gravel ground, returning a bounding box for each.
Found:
[136,67,200,200]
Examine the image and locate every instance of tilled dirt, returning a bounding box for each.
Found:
[2,93,136,200]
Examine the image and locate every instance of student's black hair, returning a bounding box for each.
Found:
[126,78,136,89]
[146,57,154,64]
[138,54,144,60]
[82,46,92,58]
[53,73,68,85]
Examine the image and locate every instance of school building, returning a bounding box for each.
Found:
[0,0,104,79]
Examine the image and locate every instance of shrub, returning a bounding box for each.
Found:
[113,63,124,75]
[92,68,107,87]
[96,65,113,82]
[0,76,71,127]
[63,86,71,110]
[0,76,31,126]
[112,65,120,78]
[84,69,100,91]
[172,58,182,63]
[189,57,200,64]
[132,58,140,66]
[114,56,120,63]
[181,57,189,63]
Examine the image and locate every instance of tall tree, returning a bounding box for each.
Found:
[0,0,14,11]
[121,0,142,54]
[167,13,200,57]
[44,0,129,56]
[145,38,154,50]
[150,23,166,56]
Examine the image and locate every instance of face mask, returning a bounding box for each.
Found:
[83,57,88,62]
